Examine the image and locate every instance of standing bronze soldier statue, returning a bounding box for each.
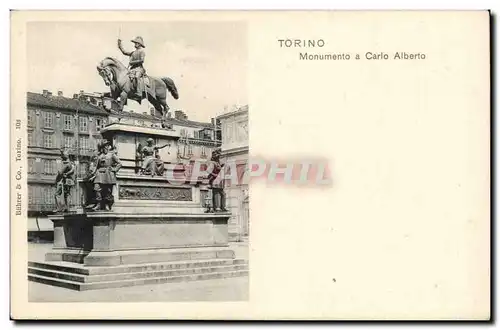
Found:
[118,36,146,99]
[54,149,76,213]
[207,148,227,212]
[82,153,99,210]
[92,140,122,211]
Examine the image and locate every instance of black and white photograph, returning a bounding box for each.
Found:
[10,10,491,321]
[24,20,249,302]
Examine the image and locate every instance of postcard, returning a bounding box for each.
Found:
[10,10,490,320]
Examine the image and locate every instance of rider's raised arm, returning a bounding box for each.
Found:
[118,39,132,56]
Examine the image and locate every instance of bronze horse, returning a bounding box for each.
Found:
[96,57,179,117]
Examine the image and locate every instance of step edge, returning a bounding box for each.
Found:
[29,259,248,275]
[86,265,249,281]
[29,269,249,288]
[87,270,250,287]
[28,273,83,286]
[29,264,249,282]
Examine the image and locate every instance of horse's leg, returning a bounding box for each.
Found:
[149,97,164,118]
[159,97,170,118]
[119,91,128,111]
[157,99,174,129]
[153,80,170,118]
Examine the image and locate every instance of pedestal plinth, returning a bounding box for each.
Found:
[28,209,247,290]
[46,212,234,266]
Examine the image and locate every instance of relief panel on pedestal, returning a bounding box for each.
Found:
[118,185,192,201]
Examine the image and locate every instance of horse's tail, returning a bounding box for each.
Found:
[161,77,179,100]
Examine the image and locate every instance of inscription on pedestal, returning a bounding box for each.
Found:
[118,186,192,201]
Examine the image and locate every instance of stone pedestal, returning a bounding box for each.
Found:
[46,212,234,267]
[28,124,247,291]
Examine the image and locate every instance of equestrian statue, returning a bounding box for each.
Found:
[96,36,179,118]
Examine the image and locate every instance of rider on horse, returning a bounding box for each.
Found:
[118,36,146,98]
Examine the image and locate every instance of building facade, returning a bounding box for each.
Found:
[218,105,249,241]
[27,90,109,237]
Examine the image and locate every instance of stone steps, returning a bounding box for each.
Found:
[28,258,247,275]
[29,264,248,283]
[28,270,249,291]
[28,259,249,291]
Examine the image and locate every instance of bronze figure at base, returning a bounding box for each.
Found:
[84,139,122,211]
[206,148,228,213]
[82,154,98,210]
[137,137,170,177]
[54,149,76,213]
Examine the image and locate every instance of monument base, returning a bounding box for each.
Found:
[28,212,248,291]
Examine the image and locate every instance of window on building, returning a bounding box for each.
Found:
[79,116,88,132]
[201,146,207,158]
[63,115,73,130]
[28,158,35,173]
[30,186,38,206]
[201,130,212,140]
[188,145,193,156]
[28,110,35,127]
[225,123,234,144]
[96,118,102,131]
[27,131,34,146]
[30,186,37,206]
[43,112,53,128]
[43,186,53,205]
[222,124,227,144]
[79,162,87,178]
[43,133,53,148]
[43,159,56,175]
[193,131,200,139]
[180,128,187,137]
[79,136,89,152]
[51,160,57,174]
[88,138,95,152]
[28,186,33,205]
[63,135,74,149]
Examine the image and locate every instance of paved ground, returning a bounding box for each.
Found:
[28,242,249,302]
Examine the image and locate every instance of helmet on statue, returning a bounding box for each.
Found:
[131,36,145,48]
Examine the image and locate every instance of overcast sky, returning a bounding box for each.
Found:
[27,21,247,121]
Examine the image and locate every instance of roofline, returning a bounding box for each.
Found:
[216,106,249,120]
[26,102,109,116]
[109,112,215,128]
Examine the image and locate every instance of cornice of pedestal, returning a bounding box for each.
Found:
[48,211,232,220]
[100,123,181,139]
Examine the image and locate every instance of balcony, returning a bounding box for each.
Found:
[62,148,97,157]
[28,203,57,213]
[178,137,220,147]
